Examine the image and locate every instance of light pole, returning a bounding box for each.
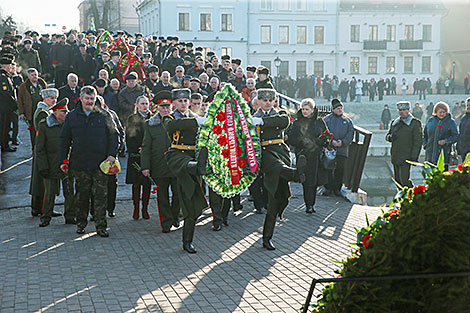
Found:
[274,56,281,90]
[452,61,456,94]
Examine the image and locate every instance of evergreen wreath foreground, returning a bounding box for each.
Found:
[309,153,470,313]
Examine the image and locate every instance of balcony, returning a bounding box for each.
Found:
[363,40,387,50]
[399,40,423,50]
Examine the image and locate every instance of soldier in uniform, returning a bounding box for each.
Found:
[0,54,18,153]
[141,91,181,233]
[252,89,307,250]
[35,99,74,226]
[162,88,209,253]
[104,50,121,79]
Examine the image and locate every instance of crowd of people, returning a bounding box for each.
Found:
[1,28,469,253]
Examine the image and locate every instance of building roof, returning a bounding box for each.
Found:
[340,0,446,12]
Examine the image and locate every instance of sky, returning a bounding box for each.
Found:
[0,0,82,33]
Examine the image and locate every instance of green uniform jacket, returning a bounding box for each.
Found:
[386,116,423,165]
[141,113,173,179]
[30,102,51,196]
[254,108,292,197]
[34,115,63,195]
[162,110,207,213]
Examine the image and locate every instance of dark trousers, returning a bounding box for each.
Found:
[27,119,35,150]
[155,176,180,230]
[8,111,18,143]
[302,184,318,207]
[39,178,58,223]
[209,188,231,226]
[62,174,76,221]
[419,89,426,100]
[107,174,117,213]
[73,169,108,231]
[393,163,413,188]
[248,175,267,210]
[263,189,289,240]
[326,155,347,192]
[0,112,11,149]
[54,69,68,88]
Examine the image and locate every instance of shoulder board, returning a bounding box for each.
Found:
[166,114,175,120]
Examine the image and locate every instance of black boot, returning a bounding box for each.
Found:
[279,155,307,183]
[306,206,314,214]
[186,147,209,176]
[262,238,276,250]
[183,241,197,254]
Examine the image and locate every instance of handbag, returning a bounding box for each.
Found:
[320,148,337,170]
[449,144,460,166]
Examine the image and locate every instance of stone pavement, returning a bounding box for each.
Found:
[0,185,383,313]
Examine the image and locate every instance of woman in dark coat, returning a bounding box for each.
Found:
[423,101,459,168]
[287,98,329,213]
[126,95,152,219]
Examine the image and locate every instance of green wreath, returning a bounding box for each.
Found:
[196,84,261,198]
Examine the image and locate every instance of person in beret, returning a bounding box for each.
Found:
[386,101,423,187]
[323,98,354,197]
[141,90,181,232]
[118,72,145,126]
[17,38,41,77]
[36,98,75,227]
[253,88,307,250]
[161,88,209,253]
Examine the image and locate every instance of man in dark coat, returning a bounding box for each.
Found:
[72,43,95,85]
[60,86,118,237]
[117,72,145,125]
[386,101,423,188]
[457,97,470,160]
[142,65,159,92]
[152,71,174,94]
[0,55,19,152]
[162,88,209,253]
[252,89,307,251]
[51,34,73,88]
[58,73,81,110]
[17,39,42,78]
[141,91,180,233]
[162,48,183,76]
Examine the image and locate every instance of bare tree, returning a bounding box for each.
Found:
[88,0,112,29]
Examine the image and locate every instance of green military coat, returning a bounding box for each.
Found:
[254,108,292,197]
[29,102,51,196]
[386,115,423,165]
[34,115,63,195]
[141,113,173,179]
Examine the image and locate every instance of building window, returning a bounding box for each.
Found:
[261,0,272,10]
[369,25,378,41]
[296,0,307,10]
[404,56,413,73]
[296,26,306,44]
[368,57,378,74]
[221,47,232,58]
[314,61,324,77]
[422,56,431,73]
[278,0,290,10]
[405,25,414,40]
[279,26,289,44]
[386,25,396,42]
[423,25,432,42]
[350,57,359,74]
[200,13,211,31]
[221,14,232,31]
[261,61,271,72]
[261,25,271,44]
[314,26,324,44]
[350,25,360,42]
[386,56,395,73]
[280,61,289,76]
[296,61,307,78]
[178,13,189,31]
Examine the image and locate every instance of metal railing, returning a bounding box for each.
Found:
[301,271,470,313]
[278,94,371,192]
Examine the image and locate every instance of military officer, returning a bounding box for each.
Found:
[141,91,180,233]
[0,54,18,153]
[162,88,209,253]
[104,50,121,79]
[36,99,73,226]
[252,88,307,251]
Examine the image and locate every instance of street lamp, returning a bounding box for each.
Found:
[274,56,281,90]
[452,61,456,94]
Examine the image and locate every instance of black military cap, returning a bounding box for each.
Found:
[232,58,241,65]
[86,30,96,35]
[183,55,192,61]
[194,51,202,57]
[125,73,138,80]
[195,56,203,62]
[110,50,121,57]
[173,36,179,42]
[167,36,173,40]
[99,42,109,47]
[258,67,270,75]
[24,30,31,36]
[257,88,276,100]
[186,42,193,47]
[41,34,50,38]
[172,88,191,100]
[207,51,215,57]
[14,34,22,40]
[117,30,124,35]
[135,32,143,37]
[94,78,107,88]
[0,55,14,65]
[183,75,192,80]
[125,31,132,37]
[142,52,152,58]
[78,43,86,48]
[210,55,218,61]
[168,47,177,54]
[195,47,203,52]
[246,66,256,72]
[204,63,213,69]
[161,39,167,43]
[31,31,39,37]
[148,65,159,73]
[221,55,231,61]
[152,35,158,40]
[101,51,110,57]
[190,77,200,84]
[23,39,32,45]
[153,90,172,106]
[158,36,164,40]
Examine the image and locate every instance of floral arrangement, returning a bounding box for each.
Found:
[108,38,147,82]
[196,84,261,198]
[309,152,470,313]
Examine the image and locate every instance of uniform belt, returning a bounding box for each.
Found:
[260,139,284,146]
[171,144,196,150]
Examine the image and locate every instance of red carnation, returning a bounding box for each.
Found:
[216,112,226,122]
[413,185,426,195]
[153,186,160,191]
[458,163,463,171]
[436,125,444,129]
[222,149,230,158]
[362,234,373,248]
[63,159,69,164]
[218,136,228,146]
[212,125,223,135]
[27,125,33,131]
[238,157,247,168]
[237,147,243,156]
[60,164,68,172]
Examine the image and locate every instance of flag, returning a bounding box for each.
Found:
[90,17,96,31]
